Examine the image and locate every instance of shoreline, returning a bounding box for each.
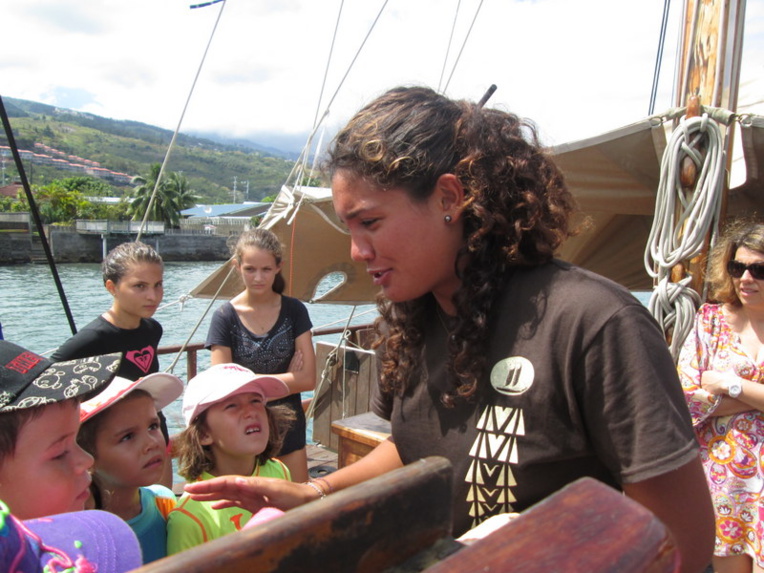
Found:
[0,227,231,264]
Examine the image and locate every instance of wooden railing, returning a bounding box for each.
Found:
[131,457,679,573]
[156,323,374,381]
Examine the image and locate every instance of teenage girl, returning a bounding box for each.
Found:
[166,363,295,553]
[52,240,173,487]
[205,228,316,483]
[77,373,184,564]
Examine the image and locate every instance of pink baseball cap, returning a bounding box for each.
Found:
[182,363,289,425]
[80,372,184,423]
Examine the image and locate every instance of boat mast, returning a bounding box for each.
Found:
[676,0,746,112]
[672,0,747,296]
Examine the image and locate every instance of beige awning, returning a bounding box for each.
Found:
[552,118,667,290]
[554,113,764,290]
[191,113,764,302]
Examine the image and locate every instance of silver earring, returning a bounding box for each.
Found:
[444,215,452,223]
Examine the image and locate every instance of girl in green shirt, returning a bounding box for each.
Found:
[167,363,295,554]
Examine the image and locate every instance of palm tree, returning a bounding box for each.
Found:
[129,164,190,228]
[166,171,199,212]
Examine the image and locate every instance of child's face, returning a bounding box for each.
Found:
[235,248,281,294]
[93,394,167,489]
[202,392,270,461]
[0,401,93,519]
[106,262,164,320]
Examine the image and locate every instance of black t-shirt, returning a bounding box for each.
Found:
[52,316,162,380]
[374,260,697,536]
[205,296,312,374]
[206,296,313,453]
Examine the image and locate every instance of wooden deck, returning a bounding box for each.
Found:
[307,443,339,479]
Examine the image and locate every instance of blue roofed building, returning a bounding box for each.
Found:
[180,202,272,235]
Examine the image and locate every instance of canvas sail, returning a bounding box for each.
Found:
[189,185,375,304]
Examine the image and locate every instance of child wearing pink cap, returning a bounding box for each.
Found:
[77,372,183,564]
[167,363,294,554]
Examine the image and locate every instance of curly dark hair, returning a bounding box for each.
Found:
[325,86,576,405]
[707,220,764,306]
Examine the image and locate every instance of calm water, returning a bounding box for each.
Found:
[0,261,377,438]
[0,261,650,435]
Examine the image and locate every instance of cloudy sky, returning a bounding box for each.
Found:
[3,0,763,153]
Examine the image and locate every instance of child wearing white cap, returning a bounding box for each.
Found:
[77,372,184,564]
[166,363,295,554]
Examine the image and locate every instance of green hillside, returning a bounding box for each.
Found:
[0,97,297,203]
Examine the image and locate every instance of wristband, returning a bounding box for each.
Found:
[313,477,334,495]
[304,480,327,499]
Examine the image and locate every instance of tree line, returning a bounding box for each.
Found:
[0,164,200,227]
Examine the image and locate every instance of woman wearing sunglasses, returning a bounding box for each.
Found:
[679,221,764,573]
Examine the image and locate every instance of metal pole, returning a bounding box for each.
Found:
[0,94,77,335]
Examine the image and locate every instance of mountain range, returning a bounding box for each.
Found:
[0,96,308,204]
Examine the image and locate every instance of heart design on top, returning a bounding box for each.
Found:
[125,346,155,374]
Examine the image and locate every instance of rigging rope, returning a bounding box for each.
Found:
[438,0,462,93]
[136,0,227,242]
[644,112,726,359]
[441,0,485,94]
[164,264,237,375]
[282,0,387,190]
[648,0,672,115]
[312,0,345,131]
[129,1,229,376]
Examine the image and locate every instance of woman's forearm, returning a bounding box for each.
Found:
[316,437,403,496]
[709,395,755,416]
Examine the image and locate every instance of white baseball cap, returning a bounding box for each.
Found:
[182,363,290,425]
[80,372,184,423]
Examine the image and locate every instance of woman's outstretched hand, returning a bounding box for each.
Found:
[184,475,317,513]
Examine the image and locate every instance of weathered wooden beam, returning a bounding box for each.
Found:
[426,477,679,573]
[131,456,457,573]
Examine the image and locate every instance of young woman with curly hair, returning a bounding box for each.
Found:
[184,86,714,572]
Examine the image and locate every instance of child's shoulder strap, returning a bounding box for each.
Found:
[146,485,178,520]
[155,495,176,520]
[271,458,291,481]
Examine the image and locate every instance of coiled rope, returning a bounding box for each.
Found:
[644,112,726,359]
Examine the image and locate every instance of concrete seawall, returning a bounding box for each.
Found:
[0,228,231,264]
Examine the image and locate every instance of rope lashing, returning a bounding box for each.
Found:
[645,113,725,273]
[644,112,726,360]
[648,275,702,358]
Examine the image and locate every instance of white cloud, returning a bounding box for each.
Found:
[2,0,762,151]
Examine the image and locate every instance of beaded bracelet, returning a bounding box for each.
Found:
[304,480,327,499]
[313,477,334,495]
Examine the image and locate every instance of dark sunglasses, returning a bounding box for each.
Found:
[727,260,764,280]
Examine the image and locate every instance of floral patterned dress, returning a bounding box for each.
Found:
[678,303,764,564]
